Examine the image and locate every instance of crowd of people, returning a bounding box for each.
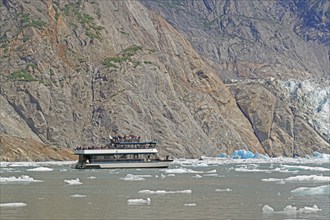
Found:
[110,135,141,143]
[74,134,152,151]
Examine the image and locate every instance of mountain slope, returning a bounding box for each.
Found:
[0,0,328,161]
[141,0,329,80]
[0,0,264,160]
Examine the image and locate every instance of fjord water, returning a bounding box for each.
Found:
[0,158,329,220]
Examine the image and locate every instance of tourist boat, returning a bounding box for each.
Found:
[74,137,173,169]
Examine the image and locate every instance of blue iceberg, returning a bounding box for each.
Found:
[218,153,228,158]
[312,151,330,160]
[217,150,270,159]
[230,150,255,159]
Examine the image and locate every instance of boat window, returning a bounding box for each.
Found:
[104,155,114,159]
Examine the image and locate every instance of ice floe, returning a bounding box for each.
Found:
[282,165,330,172]
[0,175,43,183]
[192,174,202,178]
[70,194,87,198]
[138,189,192,195]
[64,178,82,185]
[27,167,53,172]
[163,168,203,174]
[0,168,20,173]
[0,161,75,168]
[262,204,321,215]
[215,188,232,192]
[285,175,330,183]
[175,151,330,166]
[120,174,152,181]
[291,185,330,195]
[184,203,196,206]
[262,175,330,184]
[127,198,150,205]
[0,202,27,208]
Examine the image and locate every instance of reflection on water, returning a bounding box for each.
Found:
[0,158,329,220]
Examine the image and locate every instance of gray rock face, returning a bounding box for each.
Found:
[141,0,329,80]
[0,0,328,161]
[228,78,330,157]
[0,0,264,160]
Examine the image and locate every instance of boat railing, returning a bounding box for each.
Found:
[74,141,157,151]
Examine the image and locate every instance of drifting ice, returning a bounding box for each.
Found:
[262,204,321,215]
[127,198,150,205]
[64,178,82,185]
[218,150,270,159]
[0,202,27,208]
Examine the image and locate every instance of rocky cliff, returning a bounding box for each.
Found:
[0,0,329,161]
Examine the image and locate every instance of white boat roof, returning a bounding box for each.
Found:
[74,148,158,155]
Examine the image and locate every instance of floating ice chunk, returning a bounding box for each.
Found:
[87,176,96,179]
[127,198,150,205]
[120,174,148,181]
[262,205,274,214]
[235,167,270,172]
[193,163,208,167]
[64,178,82,185]
[231,150,255,159]
[312,151,330,160]
[207,169,217,173]
[203,174,218,177]
[277,179,286,185]
[167,174,175,177]
[291,185,330,195]
[285,175,330,183]
[0,175,43,183]
[184,203,196,206]
[215,188,232,192]
[262,178,282,182]
[163,168,203,174]
[263,175,330,184]
[193,174,202,178]
[70,194,87,198]
[160,174,166,179]
[0,202,27,208]
[299,205,322,213]
[27,167,53,172]
[218,153,228,158]
[280,205,298,215]
[0,168,20,173]
[253,153,270,159]
[138,189,192,195]
[282,165,330,172]
[262,204,321,215]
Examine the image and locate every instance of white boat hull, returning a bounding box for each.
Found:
[77,161,172,169]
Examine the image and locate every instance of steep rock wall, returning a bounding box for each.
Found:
[0,0,263,160]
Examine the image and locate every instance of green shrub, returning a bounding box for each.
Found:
[122,45,142,57]
[9,69,37,81]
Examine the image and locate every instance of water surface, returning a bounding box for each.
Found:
[1,158,329,220]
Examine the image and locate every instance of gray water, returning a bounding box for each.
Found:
[0,158,329,220]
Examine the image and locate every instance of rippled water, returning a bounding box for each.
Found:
[0,158,329,220]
